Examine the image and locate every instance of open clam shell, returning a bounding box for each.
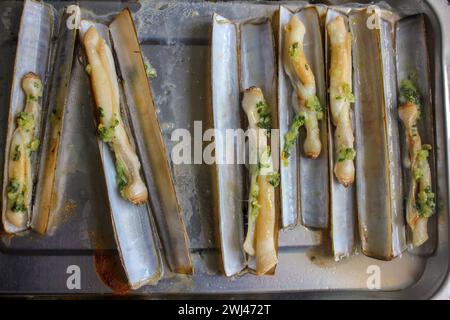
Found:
[239,17,279,273]
[324,9,356,261]
[1,0,54,234]
[395,14,437,256]
[278,6,329,230]
[349,9,406,260]
[109,8,193,275]
[211,14,247,276]
[79,20,163,289]
[32,8,77,235]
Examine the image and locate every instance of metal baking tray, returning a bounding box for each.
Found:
[0,0,448,298]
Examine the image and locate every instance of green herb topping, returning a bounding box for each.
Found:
[27,94,37,102]
[413,145,432,182]
[7,179,20,200]
[282,113,306,163]
[98,117,119,143]
[267,172,280,187]
[249,174,260,221]
[306,95,323,120]
[7,178,26,213]
[413,167,423,181]
[115,160,129,197]
[12,145,21,161]
[335,83,355,103]
[17,112,35,132]
[417,185,435,218]
[337,147,356,162]
[288,42,300,58]
[11,192,26,213]
[400,78,421,107]
[143,57,157,79]
[256,100,272,137]
[28,139,40,153]
[33,81,42,90]
[416,144,432,161]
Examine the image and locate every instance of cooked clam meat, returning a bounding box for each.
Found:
[282,15,323,161]
[327,16,356,187]
[242,87,278,275]
[398,78,435,247]
[6,73,42,228]
[83,26,148,204]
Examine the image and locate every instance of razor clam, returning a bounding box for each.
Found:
[239,18,278,274]
[32,9,77,235]
[79,20,162,289]
[396,15,436,255]
[325,9,356,260]
[211,14,246,276]
[1,0,53,234]
[278,6,329,229]
[109,9,193,275]
[349,10,406,260]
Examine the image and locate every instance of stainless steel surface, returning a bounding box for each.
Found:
[0,0,448,299]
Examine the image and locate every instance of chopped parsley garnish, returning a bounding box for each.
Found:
[416,185,435,218]
[115,160,129,196]
[413,167,423,181]
[288,42,300,58]
[413,145,432,182]
[7,179,20,200]
[27,94,37,102]
[28,139,40,153]
[400,78,421,107]
[249,173,260,221]
[258,146,272,172]
[12,145,21,161]
[256,100,272,137]
[416,144,432,161]
[306,95,323,120]
[337,147,356,162]
[282,113,306,163]
[267,172,280,187]
[98,117,119,143]
[11,192,26,213]
[143,56,157,79]
[17,112,35,132]
[335,83,355,103]
[7,178,26,213]
[33,82,41,89]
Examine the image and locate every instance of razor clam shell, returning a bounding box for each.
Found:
[380,17,406,257]
[239,17,278,272]
[396,15,437,255]
[324,9,356,260]
[211,14,246,276]
[278,6,299,229]
[79,20,163,289]
[349,10,406,260]
[31,9,77,235]
[1,0,54,234]
[109,9,193,275]
[278,6,329,229]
